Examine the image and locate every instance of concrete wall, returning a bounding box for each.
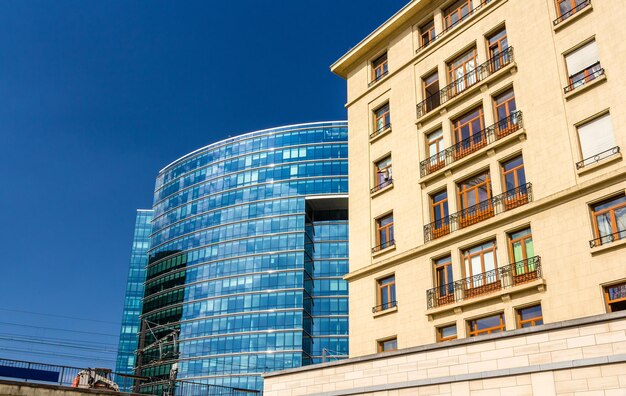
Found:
[0,380,137,396]
[263,312,626,395]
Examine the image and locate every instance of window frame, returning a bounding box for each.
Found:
[422,70,441,109]
[501,155,526,192]
[377,337,398,352]
[374,155,393,190]
[462,240,498,279]
[516,304,544,328]
[430,190,450,235]
[371,53,389,82]
[419,19,436,48]
[555,0,589,19]
[447,47,478,93]
[374,103,391,133]
[375,213,395,250]
[443,0,472,30]
[436,323,458,342]
[467,312,506,337]
[508,227,534,263]
[376,274,396,310]
[452,106,485,146]
[604,282,626,313]
[591,194,626,244]
[457,171,492,210]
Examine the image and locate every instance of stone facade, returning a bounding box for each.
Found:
[263,312,626,395]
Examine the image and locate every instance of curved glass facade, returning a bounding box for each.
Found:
[137,122,349,392]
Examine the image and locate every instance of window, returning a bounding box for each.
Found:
[437,324,457,342]
[448,48,478,94]
[556,0,591,23]
[372,53,388,82]
[463,241,499,296]
[444,0,471,30]
[373,156,392,192]
[591,195,626,246]
[604,282,626,312]
[427,129,444,159]
[509,228,538,284]
[457,172,493,227]
[487,28,509,71]
[420,19,436,48]
[430,191,450,237]
[493,89,519,137]
[517,305,543,328]
[422,71,441,112]
[375,214,395,251]
[374,103,391,133]
[565,40,602,92]
[434,256,454,303]
[377,275,396,311]
[452,107,485,158]
[501,156,529,209]
[468,313,506,336]
[576,113,617,168]
[377,337,397,352]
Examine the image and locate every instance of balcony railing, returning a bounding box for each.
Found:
[426,256,542,309]
[370,123,391,140]
[563,62,604,94]
[371,178,393,194]
[372,239,395,253]
[576,146,620,169]
[372,301,398,313]
[424,183,532,242]
[553,0,591,25]
[416,47,514,118]
[420,111,523,177]
[589,230,626,248]
[415,0,491,53]
[369,70,389,86]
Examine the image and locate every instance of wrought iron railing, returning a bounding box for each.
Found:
[576,146,620,169]
[371,178,393,194]
[420,111,523,177]
[372,300,398,313]
[553,0,591,25]
[424,183,532,242]
[415,0,491,53]
[589,230,626,248]
[369,70,389,86]
[370,123,391,139]
[372,239,395,253]
[564,62,604,94]
[416,47,514,118]
[426,256,542,309]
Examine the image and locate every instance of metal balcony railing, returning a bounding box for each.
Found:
[589,230,626,248]
[426,256,542,309]
[576,146,620,169]
[371,178,393,194]
[372,300,398,313]
[424,183,532,242]
[369,70,389,86]
[564,62,604,94]
[370,123,391,140]
[420,111,523,177]
[372,239,395,253]
[415,0,491,53]
[416,47,514,118]
[553,0,591,25]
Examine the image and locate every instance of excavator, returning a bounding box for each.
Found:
[71,368,120,392]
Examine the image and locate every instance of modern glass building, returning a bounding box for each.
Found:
[136,121,349,392]
[115,209,153,390]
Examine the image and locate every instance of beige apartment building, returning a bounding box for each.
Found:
[264,0,626,394]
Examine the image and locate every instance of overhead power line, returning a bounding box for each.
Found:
[0,320,119,338]
[0,332,118,349]
[0,336,118,354]
[0,307,120,326]
[0,347,116,365]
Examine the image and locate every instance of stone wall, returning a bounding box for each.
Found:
[263,312,626,395]
[0,380,138,396]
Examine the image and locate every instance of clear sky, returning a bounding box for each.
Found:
[0,0,408,368]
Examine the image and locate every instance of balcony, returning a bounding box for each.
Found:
[589,230,626,248]
[424,183,533,243]
[371,178,393,195]
[370,123,391,141]
[415,0,491,54]
[372,239,395,254]
[416,47,514,119]
[553,0,591,25]
[372,301,398,314]
[420,111,523,177]
[426,256,542,309]
[563,62,604,94]
[576,146,621,170]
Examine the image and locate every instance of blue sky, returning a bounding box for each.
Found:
[0,0,407,368]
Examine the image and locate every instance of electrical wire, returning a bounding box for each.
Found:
[0,307,119,326]
[0,320,119,338]
[0,347,116,364]
[0,336,118,354]
[0,332,119,349]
